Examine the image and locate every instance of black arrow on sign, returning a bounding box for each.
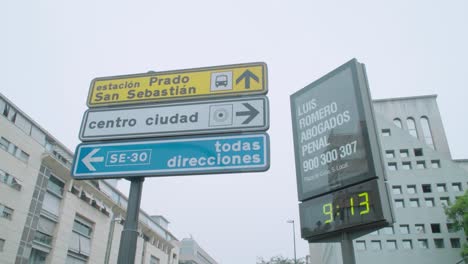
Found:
[235,70,259,89]
[236,103,260,124]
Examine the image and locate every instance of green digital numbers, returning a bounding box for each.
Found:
[359,192,370,215]
[321,191,371,224]
[323,203,333,223]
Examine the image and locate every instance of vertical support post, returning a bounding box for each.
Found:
[341,232,356,264]
[117,177,144,264]
[292,221,297,264]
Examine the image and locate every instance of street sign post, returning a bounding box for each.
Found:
[72,133,270,179]
[79,96,269,141]
[87,62,268,107]
[75,62,270,264]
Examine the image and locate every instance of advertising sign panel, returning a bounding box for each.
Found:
[290,59,383,201]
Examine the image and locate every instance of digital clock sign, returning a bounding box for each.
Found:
[290,59,384,201]
[299,179,390,240]
[291,59,394,242]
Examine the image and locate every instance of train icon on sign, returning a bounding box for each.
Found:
[211,71,233,91]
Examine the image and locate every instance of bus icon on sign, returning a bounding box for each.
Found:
[215,75,228,87]
[211,71,233,91]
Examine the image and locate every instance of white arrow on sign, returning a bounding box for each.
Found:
[82,148,104,171]
[79,96,269,141]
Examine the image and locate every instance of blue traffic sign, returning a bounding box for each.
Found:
[72,133,270,179]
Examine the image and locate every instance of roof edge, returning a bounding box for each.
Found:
[373,94,437,103]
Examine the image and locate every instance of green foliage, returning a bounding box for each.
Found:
[256,255,306,264]
[445,190,468,259]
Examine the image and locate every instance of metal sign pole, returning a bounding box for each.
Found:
[341,232,356,264]
[117,177,144,264]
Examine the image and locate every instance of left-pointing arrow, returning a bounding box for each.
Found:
[82,148,104,171]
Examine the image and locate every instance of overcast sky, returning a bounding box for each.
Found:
[3,1,468,263]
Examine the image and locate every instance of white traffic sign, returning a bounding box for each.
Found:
[79,96,269,141]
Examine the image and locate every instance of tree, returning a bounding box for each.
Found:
[445,190,468,261]
[256,255,306,264]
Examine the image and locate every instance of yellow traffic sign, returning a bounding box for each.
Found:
[87,62,268,107]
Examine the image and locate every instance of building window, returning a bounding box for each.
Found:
[393,118,402,128]
[402,239,413,249]
[437,184,447,192]
[430,224,441,233]
[415,224,425,234]
[409,199,419,208]
[16,149,29,162]
[407,185,417,194]
[394,199,405,208]
[452,183,463,192]
[414,148,423,157]
[399,225,410,234]
[392,186,402,195]
[0,238,4,252]
[416,161,426,169]
[47,175,65,197]
[0,203,13,220]
[406,118,418,138]
[382,227,394,235]
[150,255,161,264]
[420,117,434,149]
[370,240,382,250]
[400,149,409,158]
[447,223,457,233]
[440,197,450,207]
[29,248,47,263]
[388,162,397,171]
[381,129,391,137]
[0,137,29,163]
[0,169,22,191]
[69,216,93,258]
[386,240,397,250]
[43,192,61,216]
[355,240,366,250]
[431,160,440,168]
[425,198,435,207]
[0,137,10,151]
[417,239,429,249]
[66,254,87,264]
[35,216,56,246]
[434,239,445,249]
[402,162,412,170]
[450,238,461,248]
[422,184,432,193]
[385,150,395,159]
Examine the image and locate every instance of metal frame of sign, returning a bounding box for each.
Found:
[291,59,394,242]
[299,179,393,242]
[72,133,270,180]
[79,96,269,141]
[87,62,268,107]
[290,59,385,201]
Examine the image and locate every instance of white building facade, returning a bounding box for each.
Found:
[0,93,180,264]
[309,95,467,264]
[179,238,218,264]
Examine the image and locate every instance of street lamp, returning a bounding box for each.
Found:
[286,220,297,264]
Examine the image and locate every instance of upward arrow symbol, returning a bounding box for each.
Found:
[236,70,259,89]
